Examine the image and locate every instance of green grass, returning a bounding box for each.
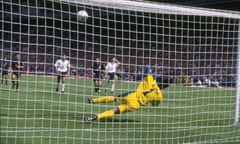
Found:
[0,75,239,144]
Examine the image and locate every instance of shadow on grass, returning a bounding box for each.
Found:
[103,117,141,123]
[75,113,141,123]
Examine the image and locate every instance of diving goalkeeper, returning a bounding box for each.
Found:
[86,66,169,122]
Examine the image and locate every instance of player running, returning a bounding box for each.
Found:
[86,66,169,122]
[92,57,105,95]
[105,57,120,93]
[55,54,70,93]
[11,53,24,90]
[1,56,9,85]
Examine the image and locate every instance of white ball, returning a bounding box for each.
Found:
[77,10,88,22]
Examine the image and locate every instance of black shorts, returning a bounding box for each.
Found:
[2,70,8,75]
[12,71,20,78]
[93,73,102,81]
[108,72,115,80]
[57,72,67,78]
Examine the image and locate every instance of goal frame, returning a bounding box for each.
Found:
[234,20,240,127]
[1,1,240,143]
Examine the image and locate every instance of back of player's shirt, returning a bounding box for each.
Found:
[12,60,24,72]
[93,62,105,75]
[1,59,9,71]
[106,62,119,73]
[55,59,70,72]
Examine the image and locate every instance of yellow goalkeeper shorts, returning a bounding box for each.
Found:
[116,92,140,113]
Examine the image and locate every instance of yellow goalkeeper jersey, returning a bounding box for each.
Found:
[135,74,163,106]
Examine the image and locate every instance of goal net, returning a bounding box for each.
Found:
[1,0,240,143]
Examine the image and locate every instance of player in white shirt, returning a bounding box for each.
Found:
[105,57,120,93]
[55,54,70,93]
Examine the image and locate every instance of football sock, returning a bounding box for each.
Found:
[56,83,60,91]
[57,76,60,83]
[97,109,114,120]
[95,86,98,93]
[105,81,109,92]
[12,80,15,89]
[98,87,102,92]
[57,83,60,88]
[111,83,115,92]
[61,84,65,91]
[16,81,18,89]
[92,96,114,103]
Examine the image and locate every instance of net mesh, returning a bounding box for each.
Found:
[0,0,240,143]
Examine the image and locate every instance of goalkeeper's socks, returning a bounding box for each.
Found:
[97,109,114,120]
[92,96,114,103]
[5,80,8,85]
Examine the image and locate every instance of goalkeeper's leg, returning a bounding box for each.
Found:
[86,106,122,122]
[88,96,115,104]
[87,103,140,121]
[86,96,120,122]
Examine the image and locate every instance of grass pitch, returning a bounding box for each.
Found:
[0,75,239,144]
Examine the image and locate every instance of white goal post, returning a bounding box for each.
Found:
[1,0,240,144]
[235,20,240,127]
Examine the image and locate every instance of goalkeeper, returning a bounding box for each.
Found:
[86,66,169,121]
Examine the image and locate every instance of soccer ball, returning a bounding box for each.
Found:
[77,10,88,22]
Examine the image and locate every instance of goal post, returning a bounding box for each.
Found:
[234,20,240,127]
[1,0,240,144]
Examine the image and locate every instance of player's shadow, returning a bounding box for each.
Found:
[103,118,141,123]
[70,113,142,123]
[74,114,141,123]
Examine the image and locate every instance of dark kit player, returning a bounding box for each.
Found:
[92,57,105,95]
[1,56,9,85]
[11,53,24,90]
